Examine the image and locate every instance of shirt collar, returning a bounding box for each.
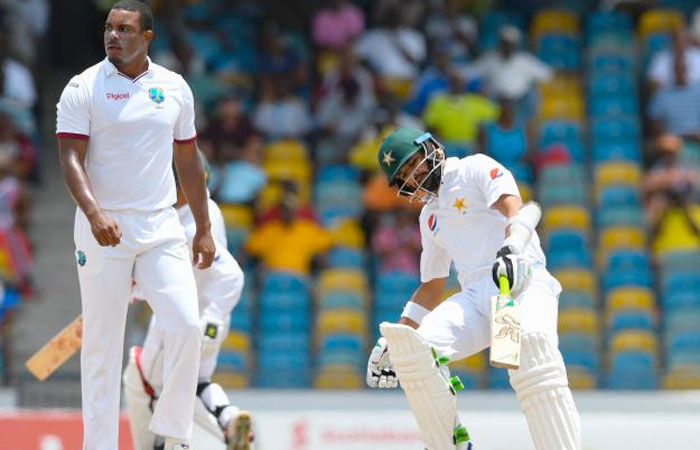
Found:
[437,157,461,209]
[103,56,153,79]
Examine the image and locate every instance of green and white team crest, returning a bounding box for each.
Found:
[378,127,428,186]
[149,87,165,104]
[76,250,86,267]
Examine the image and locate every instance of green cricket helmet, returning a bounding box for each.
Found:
[377,127,445,203]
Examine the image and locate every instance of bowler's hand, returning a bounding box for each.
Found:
[192,229,216,269]
[87,210,121,247]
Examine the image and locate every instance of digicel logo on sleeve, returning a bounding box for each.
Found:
[490,168,503,179]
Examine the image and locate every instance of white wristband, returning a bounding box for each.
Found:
[401,301,431,325]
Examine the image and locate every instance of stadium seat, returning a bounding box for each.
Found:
[222,331,251,352]
[217,351,248,373]
[605,249,651,271]
[538,183,587,207]
[543,205,591,232]
[591,117,640,142]
[326,247,365,269]
[592,140,641,163]
[562,348,600,372]
[658,250,700,271]
[319,291,365,310]
[589,53,634,75]
[538,120,582,145]
[594,162,642,189]
[315,369,363,389]
[637,9,684,39]
[317,268,369,298]
[597,185,640,208]
[263,139,308,164]
[258,331,309,353]
[567,367,597,389]
[608,309,655,332]
[602,268,653,292]
[531,9,579,37]
[596,205,644,229]
[554,268,597,296]
[327,219,365,248]
[259,311,311,332]
[262,271,308,294]
[606,287,655,312]
[317,309,367,335]
[662,367,700,389]
[560,291,597,310]
[547,247,593,270]
[559,309,599,334]
[260,291,311,310]
[219,204,253,229]
[599,226,645,252]
[610,330,658,353]
[665,309,700,335]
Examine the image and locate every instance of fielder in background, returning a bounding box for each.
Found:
[124,158,253,450]
[56,1,213,449]
[366,127,581,450]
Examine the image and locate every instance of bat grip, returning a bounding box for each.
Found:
[498,274,511,295]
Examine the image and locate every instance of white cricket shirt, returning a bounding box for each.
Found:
[419,155,546,289]
[56,57,197,211]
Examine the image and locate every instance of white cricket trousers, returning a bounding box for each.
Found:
[74,207,201,450]
[140,199,245,391]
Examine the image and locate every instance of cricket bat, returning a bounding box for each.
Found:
[489,275,521,370]
[25,315,83,381]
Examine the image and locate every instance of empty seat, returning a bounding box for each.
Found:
[606,287,655,312]
[543,205,591,232]
[610,330,658,353]
[608,310,655,332]
[559,309,599,334]
[594,162,642,189]
[554,268,597,296]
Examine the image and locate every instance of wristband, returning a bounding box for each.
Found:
[401,301,431,325]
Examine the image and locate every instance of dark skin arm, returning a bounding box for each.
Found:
[58,137,122,246]
[173,140,215,269]
[398,277,446,329]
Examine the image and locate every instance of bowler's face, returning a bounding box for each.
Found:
[104,9,147,67]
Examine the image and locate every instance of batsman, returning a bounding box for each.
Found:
[366,128,581,450]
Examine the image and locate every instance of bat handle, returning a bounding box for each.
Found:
[498,274,511,296]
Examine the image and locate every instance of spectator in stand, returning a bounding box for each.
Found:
[477,96,533,183]
[353,8,426,82]
[257,22,308,94]
[371,209,421,275]
[319,47,374,106]
[371,0,425,30]
[403,44,452,116]
[253,79,313,140]
[2,0,49,66]
[245,183,333,276]
[312,0,365,50]
[317,76,376,144]
[643,135,700,255]
[471,25,552,111]
[423,70,498,148]
[424,0,478,66]
[0,29,37,111]
[648,56,700,139]
[201,97,262,166]
[257,179,316,225]
[647,28,700,92]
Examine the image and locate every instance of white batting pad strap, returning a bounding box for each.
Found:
[509,333,581,450]
[380,322,460,450]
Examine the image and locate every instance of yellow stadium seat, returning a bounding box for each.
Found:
[263,160,311,183]
[219,204,253,229]
[558,309,599,334]
[594,162,642,189]
[315,368,363,389]
[327,219,365,248]
[531,9,579,37]
[518,182,532,203]
[263,139,309,164]
[662,366,700,389]
[567,368,597,390]
[638,9,684,39]
[450,352,486,372]
[255,181,312,213]
[211,372,249,389]
[222,331,250,352]
[543,205,591,233]
[553,268,597,296]
[317,309,367,336]
[380,77,414,100]
[599,226,645,251]
[317,268,368,297]
[539,95,584,122]
[610,330,658,354]
[606,287,655,312]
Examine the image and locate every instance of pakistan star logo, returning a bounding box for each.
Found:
[382,150,395,167]
[495,314,520,343]
[452,197,467,214]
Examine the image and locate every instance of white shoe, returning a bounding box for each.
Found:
[164,437,190,450]
[226,409,252,450]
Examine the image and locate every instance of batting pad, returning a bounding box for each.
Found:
[508,333,581,450]
[122,348,157,450]
[380,322,462,450]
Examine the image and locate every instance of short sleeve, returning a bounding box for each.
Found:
[174,76,197,143]
[469,154,520,208]
[419,210,451,283]
[524,54,553,83]
[56,76,90,138]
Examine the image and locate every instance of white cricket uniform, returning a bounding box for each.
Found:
[56,57,202,449]
[415,155,562,360]
[140,198,244,393]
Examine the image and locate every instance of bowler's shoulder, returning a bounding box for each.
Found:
[150,62,189,86]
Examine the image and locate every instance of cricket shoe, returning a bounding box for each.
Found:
[164,437,190,450]
[225,409,253,450]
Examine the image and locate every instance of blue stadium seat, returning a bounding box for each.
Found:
[606,351,658,389]
[547,248,593,270]
[255,369,310,388]
[537,34,581,70]
[257,350,310,372]
[260,291,310,310]
[598,186,640,208]
[665,309,700,334]
[560,332,598,351]
[559,292,596,310]
[592,140,641,163]
[319,291,364,309]
[316,165,359,183]
[589,74,636,96]
[562,349,600,372]
[607,249,651,271]
[450,370,482,390]
[589,53,634,74]
[376,271,420,296]
[663,291,700,311]
[609,310,655,332]
[375,291,407,311]
[327,247,365,269]
[662,271,700,295]
[217,351,248,372]
[586,11,632,35]
[602,268,653,291]
[658,251,700,271]
[666,331,700,354]
[229,311,251,332]
[539,121,581,145]
[591,117,640,141]
[488,368,511,389]
[259,310,310,332]
[596,206,643,228]
[321,334,364,352]
[262,271,308,294]
[547,229,588,252]
[258,331,309,352]
[538,183,587,207]
[590,96,638,117]
[318,350,363,368]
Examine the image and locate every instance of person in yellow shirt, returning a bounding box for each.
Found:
[423,71,499,146]
[246,195,334,276]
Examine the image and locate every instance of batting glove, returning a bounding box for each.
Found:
[366,337,398,388]
[492,246,532,299]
